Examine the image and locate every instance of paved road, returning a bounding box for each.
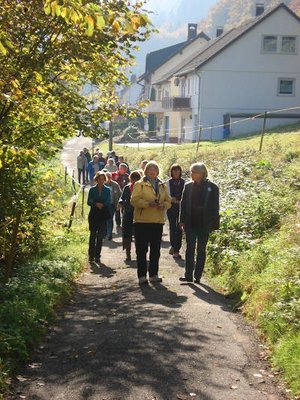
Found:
[9,138,288,400]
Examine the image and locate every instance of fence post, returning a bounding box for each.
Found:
[72,169,76,191]
[81,187,85,218]
[196,126,202,154]
[259,112,267,151]
[64,166,67,185]
[68,201,77,230]
[4,212,21,283]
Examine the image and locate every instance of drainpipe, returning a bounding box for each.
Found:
[195,69,203,142]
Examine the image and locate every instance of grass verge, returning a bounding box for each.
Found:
[0,158,89,398]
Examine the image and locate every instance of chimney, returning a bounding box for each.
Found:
[216,26,224,37]
[188,23,197,41]
[255,3,264,16]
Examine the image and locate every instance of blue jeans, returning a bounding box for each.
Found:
[185,227,209,280]
[106,204,116,237]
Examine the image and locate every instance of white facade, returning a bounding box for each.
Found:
[188,6,300,140]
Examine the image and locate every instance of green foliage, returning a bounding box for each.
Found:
[273,333,300,394]
[0,158,88,396]
[0,0,153,278]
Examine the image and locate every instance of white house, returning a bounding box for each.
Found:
[153,3,300,142]
[139,25,210,137]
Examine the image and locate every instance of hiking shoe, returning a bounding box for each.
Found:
[179,276,193,282]
[194,278,201,284]
[173,252,182,259]
[169,247,174,255]
[94,258,101,264]
[138,276,148,284]
[149,275,162,283]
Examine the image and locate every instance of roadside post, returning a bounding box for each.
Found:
[259,112,268,151]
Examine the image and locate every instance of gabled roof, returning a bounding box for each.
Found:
[153,2,300,84]
[138,31,210,82]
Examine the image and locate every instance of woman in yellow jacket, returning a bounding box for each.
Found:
[130,161,171,284]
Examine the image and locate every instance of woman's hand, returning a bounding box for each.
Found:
[179,223,185,232]
[96,202,104,209]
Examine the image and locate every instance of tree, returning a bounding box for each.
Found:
[0,0,153,274]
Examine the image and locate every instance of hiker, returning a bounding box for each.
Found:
[88,155,100,185]
[104,158,118,173]
[179,162,219,284]
[112,163,130,227]
[104,172,122,241]
[87,171,111,264]
[140,159,148,173]
[83,147,92,182]
[119,170,142,262]
[131,161,171,284]
[166,164,185,259]
[77,150,88,184]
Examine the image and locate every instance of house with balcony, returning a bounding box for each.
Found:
[138,25,210,136]
[151,2,300,142]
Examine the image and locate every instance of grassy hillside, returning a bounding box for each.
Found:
[116,123,300,395]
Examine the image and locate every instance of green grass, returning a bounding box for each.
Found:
[274,333,300,395]
[0,159,89,397]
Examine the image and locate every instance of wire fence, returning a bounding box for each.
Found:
[120,104,300,152]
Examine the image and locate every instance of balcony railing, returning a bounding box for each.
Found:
[162,96,191,110]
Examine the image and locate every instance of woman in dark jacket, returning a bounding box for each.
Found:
[87,171,111,264]
[119,170,141,262]
[166,164,185,259]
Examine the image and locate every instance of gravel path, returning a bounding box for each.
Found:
[8,138,288,400]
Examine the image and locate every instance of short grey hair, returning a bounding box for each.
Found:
[144,160,159,176]
[190,162,208,179]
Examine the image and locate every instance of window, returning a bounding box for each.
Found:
[263,35,277,52]
[262,35,298,54]
[281,36,296,53]
[278,78,295,96]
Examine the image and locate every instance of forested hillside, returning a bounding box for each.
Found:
[199,0,300,36]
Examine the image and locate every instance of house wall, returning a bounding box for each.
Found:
[197,7,300,139]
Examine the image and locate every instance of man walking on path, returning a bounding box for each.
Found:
[179,162,219,284]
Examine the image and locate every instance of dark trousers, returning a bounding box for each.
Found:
[134,223,163,278]
[167,209,182,252]
[78,168,86,184]
[115,209,121,226]
[88,221,106,259]
[185,227,209,280]
[106,204,116,237]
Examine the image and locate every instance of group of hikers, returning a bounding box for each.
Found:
[85,148,220,285]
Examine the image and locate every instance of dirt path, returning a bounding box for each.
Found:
[9,138,288,400]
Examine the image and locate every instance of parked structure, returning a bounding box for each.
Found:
[141,3,300,142]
